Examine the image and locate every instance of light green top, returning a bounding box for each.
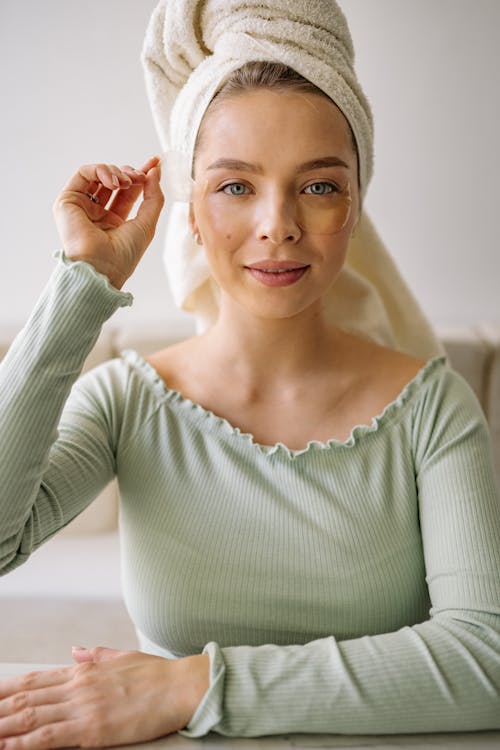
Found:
[0,253,499,737]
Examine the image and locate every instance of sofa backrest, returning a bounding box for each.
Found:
[1,321,499,535]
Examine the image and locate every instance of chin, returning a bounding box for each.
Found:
[239,295,323,321]
[216,275,332,321]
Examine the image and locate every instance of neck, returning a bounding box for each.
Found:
[199,295,342,394]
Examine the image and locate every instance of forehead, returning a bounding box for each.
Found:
[195,89,355,169]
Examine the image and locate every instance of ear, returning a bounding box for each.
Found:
[188,202,197,235]
[188,202,203,245]
[351,197,363,239]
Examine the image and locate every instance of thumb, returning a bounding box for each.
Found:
[133,165,164,244]
[71,645,132,663]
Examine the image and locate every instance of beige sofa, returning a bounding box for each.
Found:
[0,321,499,662]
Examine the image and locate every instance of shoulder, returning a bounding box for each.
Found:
[353,341,489,464]
[145,336,202,395]
[69,352,166,424]
[364,340,482,425]
[394,351,492,469]
[369,345,429,392]
[338,332,431,413]
[70,357,130,407]
[339,330,427,377]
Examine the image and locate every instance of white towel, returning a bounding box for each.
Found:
[142,0,444,359]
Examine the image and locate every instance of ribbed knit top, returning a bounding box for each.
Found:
[0,254,499,738]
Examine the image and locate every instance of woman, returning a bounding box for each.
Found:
[0,0,499,746]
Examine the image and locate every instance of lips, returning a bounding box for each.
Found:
[245,263,309,287]
[253,268,302,274]
[246,260,308,272]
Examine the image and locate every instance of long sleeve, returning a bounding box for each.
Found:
[180,368,500,737]
[0,251,132,574]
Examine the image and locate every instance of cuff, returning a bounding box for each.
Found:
[53,249,133,307]
[178,642,226,738]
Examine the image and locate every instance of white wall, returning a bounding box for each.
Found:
[1,0,499,333]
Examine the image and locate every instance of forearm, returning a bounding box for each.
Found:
[0,252,131,558]
[181,612,500,738]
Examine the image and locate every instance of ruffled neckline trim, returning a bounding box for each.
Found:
[121,350,447,459]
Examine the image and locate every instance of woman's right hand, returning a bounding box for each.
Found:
[52,156,164,290]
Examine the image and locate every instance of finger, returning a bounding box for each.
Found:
[61,159,157,198]
[132,165,164,242]
[139,155,161,174]
[70,646,93,664]
[121,164,147,180]
[0,685,67,719]
[62,163,132,196]
[0,669,70,701]
[0,702,67,740]
[95,164,132,192]
[101,165,147,217]
[72,646,134,663]
[87,183,112,208]
[83,167,147,211]
[0,719,80,750]
[107,183,143,220]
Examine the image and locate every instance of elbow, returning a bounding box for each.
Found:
[0,528,32,576]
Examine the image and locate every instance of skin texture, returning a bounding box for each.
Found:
[0,89,424,748]
[0,158,210,749]
[53,156,164,290]
[148,89,425,449]
[189,90,361,323]
[0,647,209,748]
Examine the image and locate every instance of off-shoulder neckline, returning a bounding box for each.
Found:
[120,350,448,459]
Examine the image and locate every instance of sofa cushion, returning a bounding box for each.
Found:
[477,323,500,483]
[2,320,499,540]
[112,318,195,359]
[438,325,490,410]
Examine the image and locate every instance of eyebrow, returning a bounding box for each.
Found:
[299,156,350,171]
[206,156,349,173]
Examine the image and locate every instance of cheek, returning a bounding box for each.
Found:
[296,188,352,236]
[193,202,244,284]
[194,195,250,250]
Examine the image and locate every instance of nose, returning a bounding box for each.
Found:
[255,191,301,244]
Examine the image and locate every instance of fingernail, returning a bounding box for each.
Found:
[112,175,120,188]
[72,645,87,651]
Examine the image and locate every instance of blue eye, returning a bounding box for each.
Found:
[304,182,336,195]
[221,183,250,196]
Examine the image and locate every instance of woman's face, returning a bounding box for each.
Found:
[189,89,360,321]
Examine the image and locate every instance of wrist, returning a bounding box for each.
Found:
[63,252,127,291]
[178,653,210,728]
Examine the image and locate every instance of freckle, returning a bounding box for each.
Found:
[226,233,232,240]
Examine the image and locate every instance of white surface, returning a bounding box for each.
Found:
[1,665,499,749]
[0,1,499,330]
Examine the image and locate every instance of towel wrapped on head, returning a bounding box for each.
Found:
[142,0,443,358]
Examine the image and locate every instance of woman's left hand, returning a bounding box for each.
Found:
[0,646,209,749]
